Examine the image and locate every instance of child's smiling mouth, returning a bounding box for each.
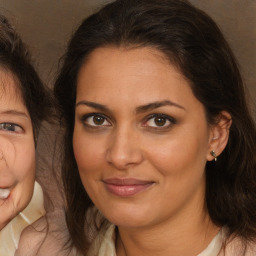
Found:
[0,188,11,200]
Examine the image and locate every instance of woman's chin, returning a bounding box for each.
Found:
[103,208,153,229]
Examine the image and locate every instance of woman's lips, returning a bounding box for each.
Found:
[103,178,154,197]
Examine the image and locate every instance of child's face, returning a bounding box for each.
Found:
[0,69,35,230]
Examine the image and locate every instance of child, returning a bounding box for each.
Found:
[0,14,52,255]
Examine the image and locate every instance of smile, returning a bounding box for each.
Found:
[0,188,11,200]
[103,178,155,197]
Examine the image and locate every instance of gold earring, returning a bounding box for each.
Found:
[210,150,217,162]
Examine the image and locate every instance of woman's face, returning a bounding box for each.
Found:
[0,70,35,230]
[73,47,216,229]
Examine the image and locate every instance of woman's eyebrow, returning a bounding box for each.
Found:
[76,101,110,112]
[136,100,186,114]
[0,110,29,119]
[76,100,186,114]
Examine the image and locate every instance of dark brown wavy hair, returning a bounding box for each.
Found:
[54,0,256,254]
[0,14,52,139]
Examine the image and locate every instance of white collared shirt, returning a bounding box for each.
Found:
[86,222,224,256]
[0,182,45,256]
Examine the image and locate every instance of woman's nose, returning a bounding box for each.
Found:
[106,128,144,170]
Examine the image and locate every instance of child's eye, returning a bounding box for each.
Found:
[82,114,111,127]
[142,114,176,128]
[0,123,23,133]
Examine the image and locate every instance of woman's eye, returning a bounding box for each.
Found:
[0,123,23,133]
[143,114,175,128]
[83,114,111,127]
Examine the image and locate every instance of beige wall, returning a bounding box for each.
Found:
[0,0,105,84]
[0,0,255,117]
[190,0,256,118]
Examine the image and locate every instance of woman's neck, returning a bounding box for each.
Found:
[116,209,220,256]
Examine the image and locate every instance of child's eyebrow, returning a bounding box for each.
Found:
[0,110,29,119]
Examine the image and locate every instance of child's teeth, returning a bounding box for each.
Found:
[0,188,10,199]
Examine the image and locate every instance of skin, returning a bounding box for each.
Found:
[0,69,35,230]
[73,47,231,256]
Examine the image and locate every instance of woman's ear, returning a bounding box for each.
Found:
[207,111,232,161]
